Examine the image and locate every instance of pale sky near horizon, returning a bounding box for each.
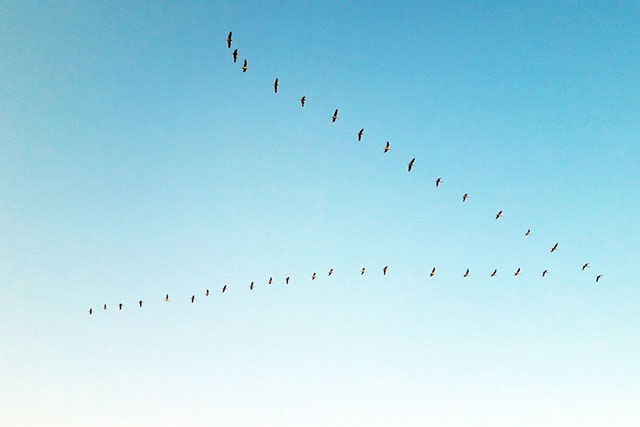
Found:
[1,1,639,426]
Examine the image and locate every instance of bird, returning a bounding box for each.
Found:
[383,266,388,275]
[242,59,248,73]
[103,304,107,310]
[357,128,364,141]
[268,277,273,285]
[331,109,339,123]
[222,285,227,293]
[491,269,498,277]
[384,141,390,153]
[191,295,195,304]
[496,210,503,219]
[582,263,590,271]
[464,269,470,277]
[300,96,306,107]
[232,48,239,63]
[542,270,549,277]
[226,31,233,48]
[285,276,290,284]
[328,268,334,276]
[118,303,123,311]
[273,78,278,93]
[596,275,603,283]
[462,193,469,202]
[408,158,415,172]
[250,281,254,290]
[430,267,436,277]
[361,267,366,275]
[312,272,317,280]
[550,243,559,253]
[138,300,143,308]
[206,289,210,296]
[514,268,521,276]
[89,308,93,315]
[435,178,442,187]
[525,229,531,236]
[164,294,170,302]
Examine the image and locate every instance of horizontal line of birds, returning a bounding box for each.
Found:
[88,262,602,315]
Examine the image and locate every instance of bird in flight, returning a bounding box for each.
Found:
[89,308,93,315]
[462,193,469,202]
[496,210,503,220]
[464,269,470,278]
[285,276,290,284]
[268,277,273,285]
[430,267,436,277]
[206,289,210,297]
[596,275,603,283]
[191,295,195,304]
[357,128,364,142]
[118,303,123,311]
[250,281,254,290]
[383,266,388,276]
[222,285,227,293]
[103,304,107,310]
[525,229,531,236]
[312,272,317,280]
[514,268,521,276]
[165,294,170,302]
[328,268,334,276]
[273,78,278,93]
[232,48,239,63]
[384,141,390,153]
[435,178,442,188]
[226,31,233,48]
[300,96,306,107]
[408,158,415,172]
[491,269,498,277]
[242,59,248,73]
[361,267,366,275]
[138,300,143,308]
[542,270,549,277]
[582,263,590,271]
[331,109,339,123]
[550,243,559,253]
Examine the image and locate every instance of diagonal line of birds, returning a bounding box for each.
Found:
[87,31,605,315]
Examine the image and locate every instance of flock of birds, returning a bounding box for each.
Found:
[87,31,605,315]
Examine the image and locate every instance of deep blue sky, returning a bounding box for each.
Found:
[1,1,639,425]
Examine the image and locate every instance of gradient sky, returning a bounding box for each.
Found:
[1,1,639,426]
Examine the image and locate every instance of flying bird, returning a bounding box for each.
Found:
[514,268,521,276]
[357,128,364,142]
[300,96,306,107]
[542,270,549,277]
[164,294,170,302]
[596,275,603,283]
[408,158,415,172]
[462,193,468,202]
[232,48,238,63]
[328,268,334,276]
[384,141,390,153]
[222,285,227,293]
[312,272,317,280]
[191,295,195,304]
[250,281,254,290]
[361,267,366,275]
[285,276,290,284]
[89,308,93,315]
[138,300,143,308]
[268,277,273,285]
[464,269,470,277]
[582,263,590,271]
[430,267,436,277]
[103,304,107,310]
[273,78,278,93]
[226,31,233,48]
[525,229,531,236]
[491,269,498,277]
[550,243,559,253]
[206,289,210,296]
[383,266,388,276]
[118,303,123,311]
[242,59,248,73]
[435,178,442,187]
[331,109,339,123]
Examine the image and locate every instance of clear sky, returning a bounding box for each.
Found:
[1,1,639,425]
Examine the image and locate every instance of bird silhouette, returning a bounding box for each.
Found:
[250,281,254,290]
[491,269,498,277]
[430,267,436,277]
[191,295,195,304]
[383,266,388,276]
[312,272,317,280]
[496,210,503,219]
[462,193,469,202]
[242,59,248,73]
[103,304,107,310]
[222,285,227,293]
[542,270,549,277]
[138,300,143,308]
[268,277,273,285]
[525,229,531,236]
[285,276,290,284]
[331,109,339,123]
[384,141,390,153]
[328,268,334,276]
[300,96,306,107]
[206,289,210,296]
[514,268,521,276]
[464,269,470,277]
[435,178,442,187]
[357,128,364,141]
[164,294,170,302]
[273,78,278,93]
[596,275,603,283]
[89,308,93,315]
[118,303,123,311]
[582,263,590,271]
[550,243,559,253]
[361,267,366,275]
[226,31,233,48]
[408,158,415,172]
[232,48,239,63]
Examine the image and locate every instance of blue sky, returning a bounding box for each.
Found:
[1,1,639,425]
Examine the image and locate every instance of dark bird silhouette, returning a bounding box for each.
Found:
[514,268,521,276]
[430,267,436,277]
[300,96,306,107]
[285,276,290,284]
[331,109,339,123]
[242,59,248,73]
[206,289,210,296]
[312,272,316,280]
[226,31,233,48]
[191,295,195,304]
[596,275,603,283]
[222,285,227,293]
[383,266,388,276]
[138,300,143,308]
[550,243,559,253]
[89,308,93,315]
[165,294,170,302]
[118,303,123,311]
[582,263,590,271]
[496,210,503,220]
[273,78,278,93]
[463,193,468,202]
[408,158,415,172]
[357,128,364,141]
[542,270,549,277]
[232,48,238,63]
[384,141,390,153]
[491,269,498,277]
[103,304,107,310]
[435,178,442,187]
[464,269,470,277]
[361,267,366,275]
[328,268,334,276]
[525,229,531,236]
[250,281,254,290]
[268,277,273,285]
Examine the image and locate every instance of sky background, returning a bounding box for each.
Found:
[1,1,639,425]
